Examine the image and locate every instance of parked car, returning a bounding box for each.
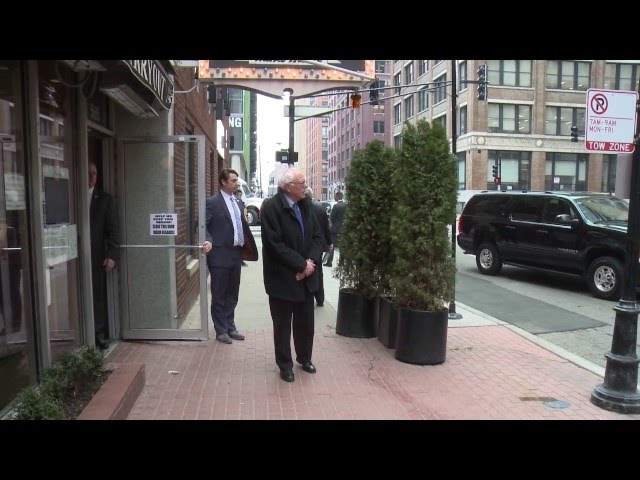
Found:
[237,178,263,226]
[319,200,336,215]
[456,190,637,300]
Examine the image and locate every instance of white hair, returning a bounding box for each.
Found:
[277,168,300,188]
[304,187,313,198]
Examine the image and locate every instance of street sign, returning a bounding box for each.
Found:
[585,88,638,153]
[283,105,334,118]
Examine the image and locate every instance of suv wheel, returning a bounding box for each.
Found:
[587,256,623,300]
[246,207,259,226]
[476,242,502,275]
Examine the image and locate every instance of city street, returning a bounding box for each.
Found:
[455,243,637,369]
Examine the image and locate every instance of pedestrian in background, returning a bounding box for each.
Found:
[201,168,257,344]
[323,190,346,267]
[89,161,120,350]
[260,168,323,382]
[305,187,331,307]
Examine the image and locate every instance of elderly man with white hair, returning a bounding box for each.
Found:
[260,168,323,382]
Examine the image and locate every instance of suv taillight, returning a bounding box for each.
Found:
[457,214,465,235]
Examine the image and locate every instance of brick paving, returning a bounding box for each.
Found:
[106,323,639,420]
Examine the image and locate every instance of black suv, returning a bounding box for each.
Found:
[457,191,636,300]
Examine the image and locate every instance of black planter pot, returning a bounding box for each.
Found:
[336,288,376,338]
[395,307,448,365]
[377,295,398,349]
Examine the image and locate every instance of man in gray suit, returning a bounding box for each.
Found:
[201,169,257,344]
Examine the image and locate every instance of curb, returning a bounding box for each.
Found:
[77,363,145,420]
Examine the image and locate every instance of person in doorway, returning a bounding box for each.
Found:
[89,161,120,350]
[260,168,323,382]
[234,189,248,267]
[201,169,257,344]
[323,190,346,267]
[304,187,331,307]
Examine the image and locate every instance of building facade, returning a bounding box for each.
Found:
[0,60,227,414]
[390,60,640,193]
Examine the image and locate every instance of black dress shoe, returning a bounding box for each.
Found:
[301,362,316,374]
[280,370,295,382]
[316,301,324,307]
[228,330,245,341]
[216,333,232,344]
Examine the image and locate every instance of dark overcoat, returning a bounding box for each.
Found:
[261,189,323,302]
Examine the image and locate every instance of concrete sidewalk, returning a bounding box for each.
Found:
[106,233,640,420]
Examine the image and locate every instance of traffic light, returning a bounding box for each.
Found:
[571,125,579,142]
[492,159,500,184]
[370,80,379,106]
[477,64,487,101]
[492,164,499,179]
[350,93,362,109]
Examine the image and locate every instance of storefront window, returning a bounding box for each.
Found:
[0,60,35,412]
[38,61,81,363]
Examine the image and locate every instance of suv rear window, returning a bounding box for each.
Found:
[464,195,511,216]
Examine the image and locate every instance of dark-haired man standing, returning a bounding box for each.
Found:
[201,169,257,344]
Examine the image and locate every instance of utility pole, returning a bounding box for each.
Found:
[288,91,295,166]
[449,59,462,320]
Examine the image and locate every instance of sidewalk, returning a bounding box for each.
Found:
[106,235,640,420]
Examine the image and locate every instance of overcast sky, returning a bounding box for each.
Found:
[256,93,289,188]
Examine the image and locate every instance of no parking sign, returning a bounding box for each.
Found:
[585,88,638,153]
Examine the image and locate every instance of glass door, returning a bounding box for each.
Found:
[118,136,208,340]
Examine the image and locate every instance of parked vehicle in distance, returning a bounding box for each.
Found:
[237,178,263,226]
[319,200,336,215]
[456,190,638,300]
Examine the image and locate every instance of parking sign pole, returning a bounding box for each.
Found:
[591,92,640,414]
[449,59,462,320]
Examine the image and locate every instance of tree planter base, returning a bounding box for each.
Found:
[336,288,376,338]
[377,296,398,349]
[395,308,448,365]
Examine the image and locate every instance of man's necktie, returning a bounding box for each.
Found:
[231,197,244,246]
[293,202,304,238]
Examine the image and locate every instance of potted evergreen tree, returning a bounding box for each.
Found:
[389,119,457,364]
[334,141,391,338]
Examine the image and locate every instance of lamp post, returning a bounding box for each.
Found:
[590,88,640,414]
[449,59,462,320]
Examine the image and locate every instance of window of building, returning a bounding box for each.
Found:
[419,59,428,77]
[458,61,467,91]
[405,63,413,84]
[433,60,444,67]
[487,150,531,190]
[418,87,429,112]
[393,134,401,149]
[545,106,585,136]
[404,95,414,119]
[545,152,588,191]
[375,60,386,73]
[394,72,401,95]
[605,62,640,91]
[434,74,447,104]
[374,120,385,134]
[457,152,466,190]
[459,106,467,135]
[547,61,591,91]
[487,60,532,87]
[322,126,328,136]
[228,88,243,114]
[394,103,401,125]
[435,114,446,129]
[602,154,617,193]
[488,104,531,134]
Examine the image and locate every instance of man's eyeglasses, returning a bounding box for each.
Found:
[288,181,306,185]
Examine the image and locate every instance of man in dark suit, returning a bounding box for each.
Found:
[323,190,346,267]
[89,161,119,350]
[304,187,332,307]
[261,168,323,382]
[201,169,257,344]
